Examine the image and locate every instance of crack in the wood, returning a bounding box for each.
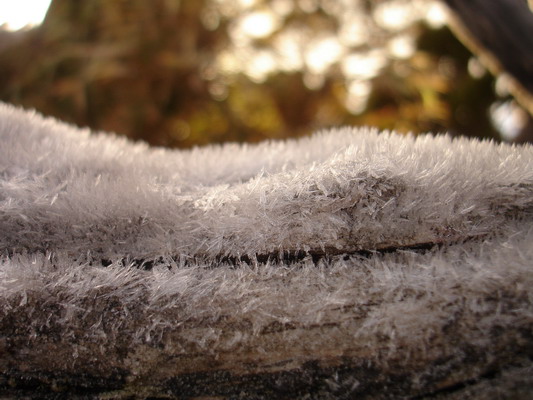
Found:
[100,236,478,270]
[409,367,500,399]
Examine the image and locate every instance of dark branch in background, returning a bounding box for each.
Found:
[441,0,533,142]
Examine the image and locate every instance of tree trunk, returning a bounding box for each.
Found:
[441,0,533,116]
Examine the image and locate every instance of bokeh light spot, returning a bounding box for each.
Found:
[0,0,51,31]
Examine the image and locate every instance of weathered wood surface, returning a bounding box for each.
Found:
[2,230,533,399]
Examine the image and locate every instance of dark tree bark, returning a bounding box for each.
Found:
[442,0,533,118]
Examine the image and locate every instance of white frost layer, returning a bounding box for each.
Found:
[1,220,532,354]
[1,102,532,262]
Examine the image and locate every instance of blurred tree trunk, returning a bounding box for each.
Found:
[28,0,226,146]
[442,0,533,141]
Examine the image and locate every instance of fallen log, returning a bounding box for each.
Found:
[1,103,533,398]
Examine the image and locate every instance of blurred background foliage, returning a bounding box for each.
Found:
[0,0,530,148]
